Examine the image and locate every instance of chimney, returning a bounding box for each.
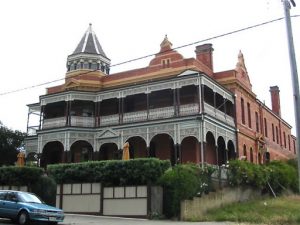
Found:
[270,86,281,116]
[195,44,214,71]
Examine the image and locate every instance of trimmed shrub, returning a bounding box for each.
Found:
[31,175,57,206]
[159,163,204,218]
[0,166,44,186]
[47,158,171,185]
[0,166,56,205]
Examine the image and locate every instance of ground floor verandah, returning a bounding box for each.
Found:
[25,117,236,168]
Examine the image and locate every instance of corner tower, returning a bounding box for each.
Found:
[64,24,110,91]
[67,23,110,74]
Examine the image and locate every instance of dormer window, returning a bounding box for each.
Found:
[162,59,170,68]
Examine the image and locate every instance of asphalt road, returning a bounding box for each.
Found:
[0,214,238,225]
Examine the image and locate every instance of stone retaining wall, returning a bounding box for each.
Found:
[181,187,261,221]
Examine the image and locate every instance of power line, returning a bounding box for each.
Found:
[0,15,299,96]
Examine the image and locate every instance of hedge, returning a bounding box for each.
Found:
[0,166,44,186]
[47,158,171,185]
[0,166,56,205]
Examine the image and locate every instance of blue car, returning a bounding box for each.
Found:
[0,190,64,225]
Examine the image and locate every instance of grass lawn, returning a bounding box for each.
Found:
[200,195,300,225]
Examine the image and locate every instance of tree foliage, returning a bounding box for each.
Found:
[227,160,298,193]
[0,121,26,166]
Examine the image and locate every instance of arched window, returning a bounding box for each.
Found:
[283,132,286,148]
[250,148,253,163]
[276,126,279,144]
[243,145,247,160]
[293,140,296,154]
[241,98,245,124]
[272,124,275,141]
[264,118,268,137]
[247,102,251,128]
[255,112,259,132]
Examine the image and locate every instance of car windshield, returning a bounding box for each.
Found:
[18,192,42,203]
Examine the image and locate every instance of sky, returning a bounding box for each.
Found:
[0,0,299,134]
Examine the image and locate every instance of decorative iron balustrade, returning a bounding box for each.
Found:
[71,116,94,127]
[123,110,147,123]
[43,117,66,129]
[41,104,234,129]
[100,114,119,126]
[179,103,199,116]
[149,106,175,120]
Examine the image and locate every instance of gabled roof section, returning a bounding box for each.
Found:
[160,35,173,53]
[73,23,107,57]
[235,50,252,90]
[149,35,184,67]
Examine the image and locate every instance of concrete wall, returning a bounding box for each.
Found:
[0,185,28,192]
[56,183,163,218]
[56,183,101,213]
[103,186,147,216]
[181,187,260,221]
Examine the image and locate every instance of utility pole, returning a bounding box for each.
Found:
[282,0,300,192]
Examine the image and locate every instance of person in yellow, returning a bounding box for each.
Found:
[16,152,25,167]
[122,142,130,160]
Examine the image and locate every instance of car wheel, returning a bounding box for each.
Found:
[18,211,29,225]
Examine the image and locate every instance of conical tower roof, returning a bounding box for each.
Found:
[73,23,107,57]
[66,24,110,74]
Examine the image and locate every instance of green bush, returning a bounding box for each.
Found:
[0,166,44,186]
[227,160,268,188]
[286,158,298,170]
[227,160,298,194]
[159,164,202,218]
[267,160,298,193]
[47,158,171,185]
[30,176,57,206]
[199,163,216,195]
[0,166,56,205]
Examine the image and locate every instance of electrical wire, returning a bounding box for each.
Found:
[0,15,299,96]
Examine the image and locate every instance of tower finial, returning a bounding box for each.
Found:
[160,34,172,49]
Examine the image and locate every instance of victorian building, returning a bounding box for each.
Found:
[25,24,295,167]
[214,51,296,163]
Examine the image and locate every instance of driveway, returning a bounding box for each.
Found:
[62,214,238,225]
[0,214,239,225]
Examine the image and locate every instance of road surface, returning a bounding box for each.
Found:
[0,214,239,225]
